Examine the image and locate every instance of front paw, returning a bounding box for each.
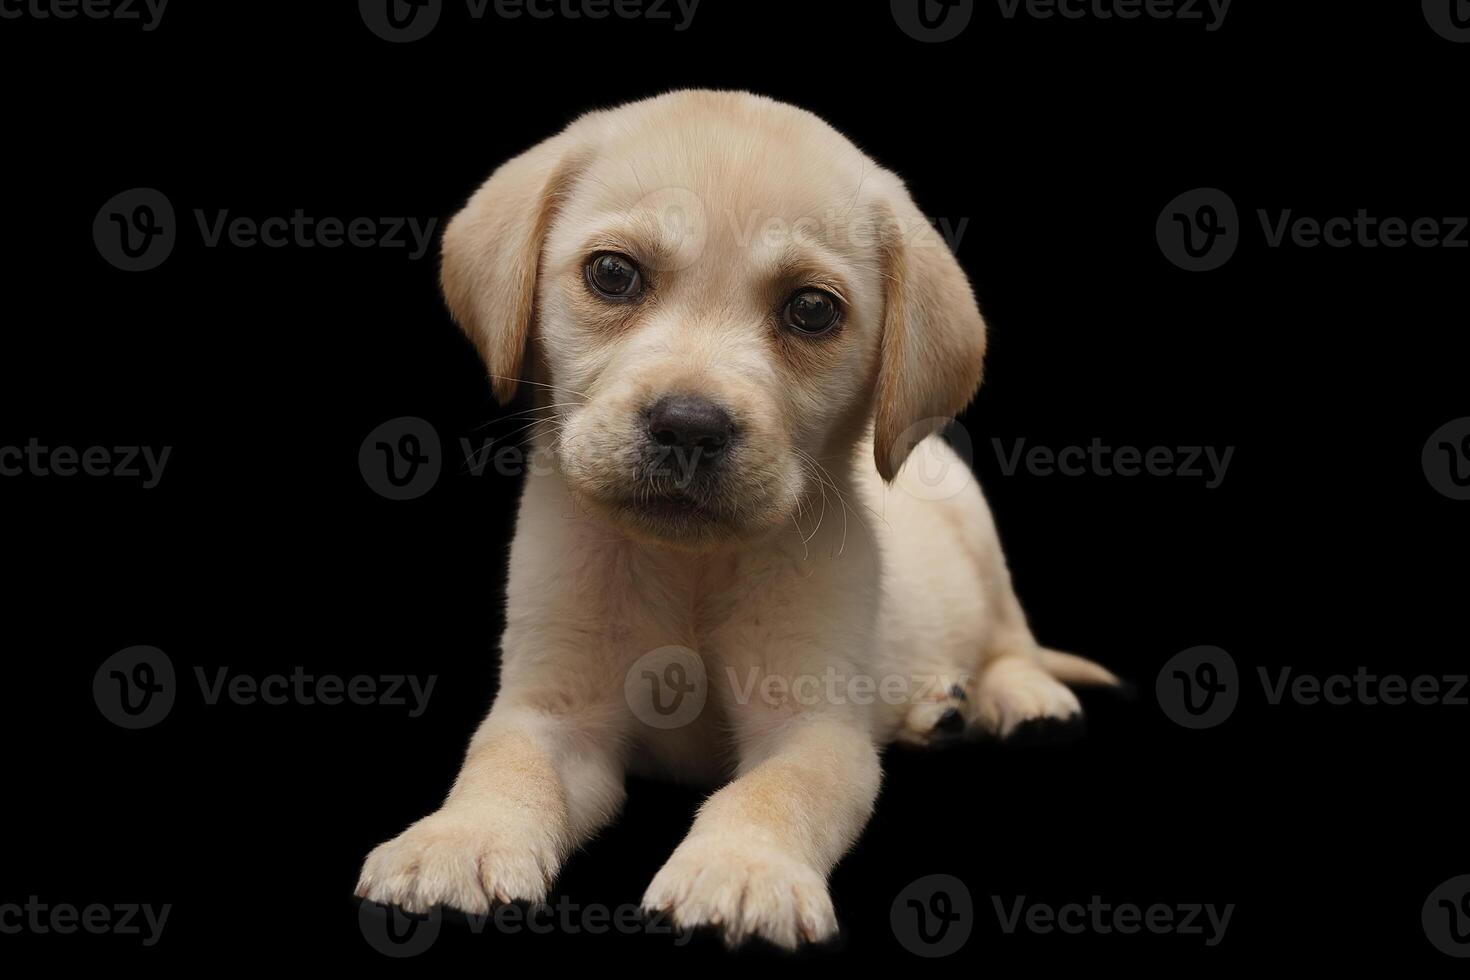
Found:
[642,836,838,950]
[355,808,558,915]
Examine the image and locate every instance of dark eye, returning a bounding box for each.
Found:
[784,289,840,335]
[586,252,643,300]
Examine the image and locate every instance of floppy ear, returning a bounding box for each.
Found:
[440,128,592,404]
[871,179,988,481]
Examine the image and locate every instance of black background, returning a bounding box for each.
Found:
[2,0,1466,969]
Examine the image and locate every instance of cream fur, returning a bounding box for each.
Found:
[356,90,1117,949]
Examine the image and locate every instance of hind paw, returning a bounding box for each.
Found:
[897,683,971,747]
[974,657,1082,739]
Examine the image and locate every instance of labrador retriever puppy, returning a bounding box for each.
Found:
[356,90,1118,949]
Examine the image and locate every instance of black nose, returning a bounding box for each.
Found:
[646,395,735,456]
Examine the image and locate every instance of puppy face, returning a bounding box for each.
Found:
[442,91,987,548]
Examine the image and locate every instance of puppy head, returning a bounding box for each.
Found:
[442,91,986,548]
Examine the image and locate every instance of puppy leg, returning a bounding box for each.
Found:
[895,678,974,747]
[643,716,880,949]
[356,699,625,914]
[895,655,1087,745]
[968,583,1121,738]
[899,613,1117,745]
[973,652,1085,738]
